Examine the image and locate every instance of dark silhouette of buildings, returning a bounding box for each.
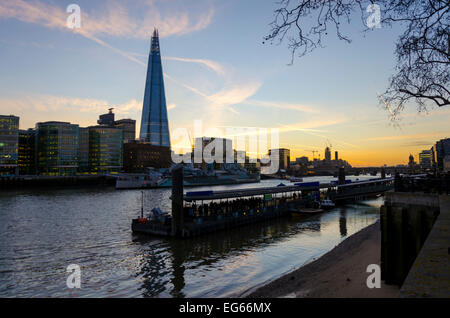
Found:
[123,141,171,172]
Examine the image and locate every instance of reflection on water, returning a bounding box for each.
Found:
[0,177,382,297]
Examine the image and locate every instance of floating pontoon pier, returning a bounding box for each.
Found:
[131,166,395,238]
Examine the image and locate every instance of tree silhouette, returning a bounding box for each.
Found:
[265,0,449,118]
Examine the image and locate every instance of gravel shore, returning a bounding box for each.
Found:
[247,220,399,298]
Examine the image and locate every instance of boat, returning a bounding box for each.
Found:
[290,208,324,217]
[118,164,261,190]
[157,164,260,188]
[290,177,303,182]
[116,170,163,189]
[320,199,335,209]
[131,191,172,236]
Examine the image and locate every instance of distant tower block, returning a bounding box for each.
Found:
[139,28,171,148]
[324,147,331,161]
[335,151,339,161]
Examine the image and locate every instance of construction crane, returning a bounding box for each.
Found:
[304,149,318,160]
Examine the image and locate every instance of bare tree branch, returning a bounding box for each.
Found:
[265,0,450,118]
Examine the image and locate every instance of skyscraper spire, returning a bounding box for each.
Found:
[139,28,170,148]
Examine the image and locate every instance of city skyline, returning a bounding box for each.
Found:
[0,0,449,166]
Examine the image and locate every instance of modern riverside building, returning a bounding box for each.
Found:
[96,109,136,144]
[78,127,90,173]
[419,149,433,171]
[78,126,123,174]
[435,138,450,172]
[0,115,19,176]
[88,126,123,174]
[35,121,79,176]
[123,140,171,172]
[97,108,115,126]
[114,119,136,143]
[139,29,170,148]
[193,137,233,169]
[18,129,36,175]
[268,148,290,172]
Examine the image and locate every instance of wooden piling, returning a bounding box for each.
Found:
[171,164,184,237]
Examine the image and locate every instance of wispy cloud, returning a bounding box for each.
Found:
[207,83,262,108]
[164,56,225,76]
[0,0,261,123]
[0,0,214,39]
[0,94,141,128]
[366,132,446,141]
[0,0,214,68]
[278,118,347,132]
[246,100,319,114]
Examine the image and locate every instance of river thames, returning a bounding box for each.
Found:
[0,176,382,297]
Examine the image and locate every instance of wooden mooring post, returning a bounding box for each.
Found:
[380,192,440,286]
[171,164,184,237]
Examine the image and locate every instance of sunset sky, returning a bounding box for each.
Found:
[0,0,449,167]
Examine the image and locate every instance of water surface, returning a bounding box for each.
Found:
[0,176,382,297]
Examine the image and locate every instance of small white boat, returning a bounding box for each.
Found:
[320,199,335,209]
[116,173,162,189]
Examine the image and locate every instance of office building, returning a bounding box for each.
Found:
[97,108,115,126]
[268,148,290,172]
[35,121,79,176]
[0,115,19,175]
[123,141,171,172]
[444,155,450,173]
[193,137,233,169]
[78,128,90,173]
[114,119,136,143]
[97,109,136,144]
[435,138,450,172]
[88,126,123,174]
[419,150,433,170]
[18,129,35,175]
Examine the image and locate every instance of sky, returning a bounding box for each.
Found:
[0,0,449,167]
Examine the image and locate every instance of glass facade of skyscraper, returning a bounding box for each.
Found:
[419,149,433,170]
[0,115,19,176]
[88,126,123,173]
[18,129,36,175]
[114,119,136,143]
[78,127,90,173]
[139,29,170,148]
[35,122,79,176]
[435,138,450,172]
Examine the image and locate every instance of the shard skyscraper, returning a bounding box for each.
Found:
[139,29,170,148]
